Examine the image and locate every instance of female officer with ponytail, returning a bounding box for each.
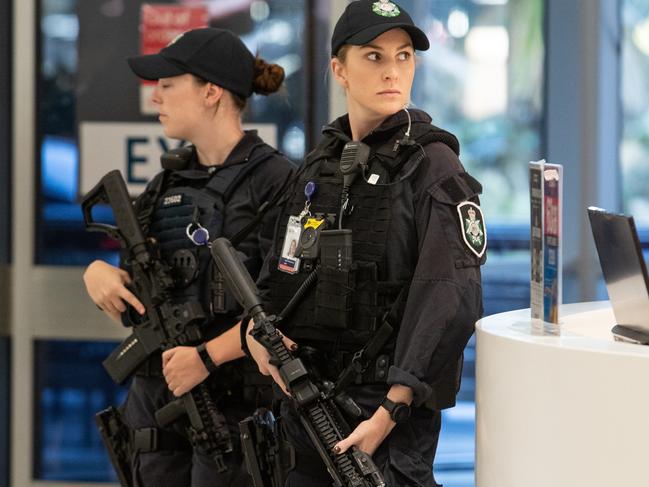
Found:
[83,27,293,486]
[244,1,485,485]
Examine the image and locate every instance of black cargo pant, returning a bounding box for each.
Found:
[279,384,442,487]
[121,374,253,487]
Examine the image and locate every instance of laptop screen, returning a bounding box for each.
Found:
[588,207,649,331]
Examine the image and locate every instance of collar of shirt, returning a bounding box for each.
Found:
[189,130,265,172]
[321,108,432,144]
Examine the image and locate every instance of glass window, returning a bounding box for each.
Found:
[396,1,545,485]
[33,340,128,481]
[36,0,324,265]
[402,0,545,223]
[622,0,649,225]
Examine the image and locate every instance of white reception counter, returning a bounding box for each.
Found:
[475,301,649,487]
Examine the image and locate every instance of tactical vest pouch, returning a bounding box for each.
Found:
[315,266,355,328]
[314,230,354,329]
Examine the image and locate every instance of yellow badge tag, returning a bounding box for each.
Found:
[304,218,325,230]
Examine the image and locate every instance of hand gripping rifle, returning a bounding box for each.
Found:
[211,237,386,487]
[82,170,233,473]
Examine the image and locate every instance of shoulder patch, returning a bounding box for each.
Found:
[457,201,486,258]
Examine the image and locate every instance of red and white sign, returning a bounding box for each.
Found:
[138,4,208,114]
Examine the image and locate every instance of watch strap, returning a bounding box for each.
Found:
[381,397,397,413]
[196,342,219,374]
[380,396,410,423]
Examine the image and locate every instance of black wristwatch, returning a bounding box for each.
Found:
[196,342,219,375]
[380,397,411,424]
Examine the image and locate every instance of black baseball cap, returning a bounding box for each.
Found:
[127,27,255,98]
[331,0,429,57]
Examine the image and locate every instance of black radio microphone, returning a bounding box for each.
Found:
[338,141,370,228]
[339,141,370,188]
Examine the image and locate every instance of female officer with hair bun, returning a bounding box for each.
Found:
[83,27,293,486]
[242,1,486,485]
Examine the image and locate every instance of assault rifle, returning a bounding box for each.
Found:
[82,170,233,474]
[211,237,386,487]
[82,170,206,383]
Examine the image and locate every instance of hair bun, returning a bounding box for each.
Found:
[252,57,285,95]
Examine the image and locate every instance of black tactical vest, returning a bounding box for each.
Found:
[138,145,278,338]
[264,121,462,355]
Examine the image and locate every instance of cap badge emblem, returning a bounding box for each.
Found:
[372,0,400,17]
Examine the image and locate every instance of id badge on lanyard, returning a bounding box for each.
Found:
[278,181,317,274]
[278,215,302,274]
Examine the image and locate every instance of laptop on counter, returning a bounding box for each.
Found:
[588,207,649,344]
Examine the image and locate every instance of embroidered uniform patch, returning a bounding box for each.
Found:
[457,201,486,258]
[162,194,183,207]
[372,0,401,17]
